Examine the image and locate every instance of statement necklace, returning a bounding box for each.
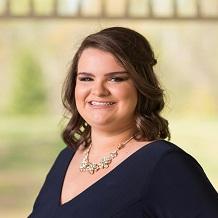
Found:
[79,135,134,174]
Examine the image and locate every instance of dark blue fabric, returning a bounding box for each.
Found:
[28,140,218,218]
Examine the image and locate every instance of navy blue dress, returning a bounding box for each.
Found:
[28,140,218,218]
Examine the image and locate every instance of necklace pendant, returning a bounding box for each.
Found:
[87,163,99,174]
[79,135,134,174]
[110,151,118,158]
[100,157,112,169]
[80,160,88,172]
[103,164,109,168]
[88,169,94,174]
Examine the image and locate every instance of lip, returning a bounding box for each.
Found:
[88,100,116,109]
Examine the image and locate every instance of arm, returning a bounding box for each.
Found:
[143,150,218,218]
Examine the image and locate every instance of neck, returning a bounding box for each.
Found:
[89,125,136,156]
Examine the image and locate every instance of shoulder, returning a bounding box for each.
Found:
[29,146,76,213]
[142,140,218,216]
[141,140,218,199]
[136,139,189,169]
[52,146,75,168]
[142,139,206,170]
[145,139,210,186]
[57,146,75,160]
[44,146,75,179]
[144,139,186,154]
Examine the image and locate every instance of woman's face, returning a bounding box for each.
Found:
[75,48,138,131]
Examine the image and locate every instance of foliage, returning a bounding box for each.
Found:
[9,49,48,115]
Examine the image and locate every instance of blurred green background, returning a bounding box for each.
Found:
[0,0,218,217]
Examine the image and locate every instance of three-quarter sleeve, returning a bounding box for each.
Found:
[143,150,218,218]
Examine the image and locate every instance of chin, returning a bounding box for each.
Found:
[86,118,114,128]
[89,120,111,127]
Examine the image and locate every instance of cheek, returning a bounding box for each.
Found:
[75,84,88,108]
[114,85,138,108]
[74,85,80,104]
[75,84,88,99]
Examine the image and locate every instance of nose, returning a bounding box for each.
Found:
[91,80,110,97]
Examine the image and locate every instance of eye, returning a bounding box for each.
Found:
[78,77,93,81]
[110,76,129,82]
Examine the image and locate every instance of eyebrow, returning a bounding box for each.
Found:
[77,71,128,77]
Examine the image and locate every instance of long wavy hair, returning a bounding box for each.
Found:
[61,27,170,150]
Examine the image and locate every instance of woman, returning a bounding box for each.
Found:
[29,27,218,218]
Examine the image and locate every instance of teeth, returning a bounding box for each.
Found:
[90,101,114,106]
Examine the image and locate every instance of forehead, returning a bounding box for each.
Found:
[77,48,124,71]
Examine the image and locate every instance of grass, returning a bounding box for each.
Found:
[0,115,217,218]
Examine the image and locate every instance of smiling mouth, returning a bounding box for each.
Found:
[88,101,116,106]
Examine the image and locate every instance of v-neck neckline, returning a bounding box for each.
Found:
[58,139,164,208]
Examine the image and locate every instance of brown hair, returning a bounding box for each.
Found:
[61,27,170,150]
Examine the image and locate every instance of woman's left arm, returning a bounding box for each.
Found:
[143,149,218,218]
